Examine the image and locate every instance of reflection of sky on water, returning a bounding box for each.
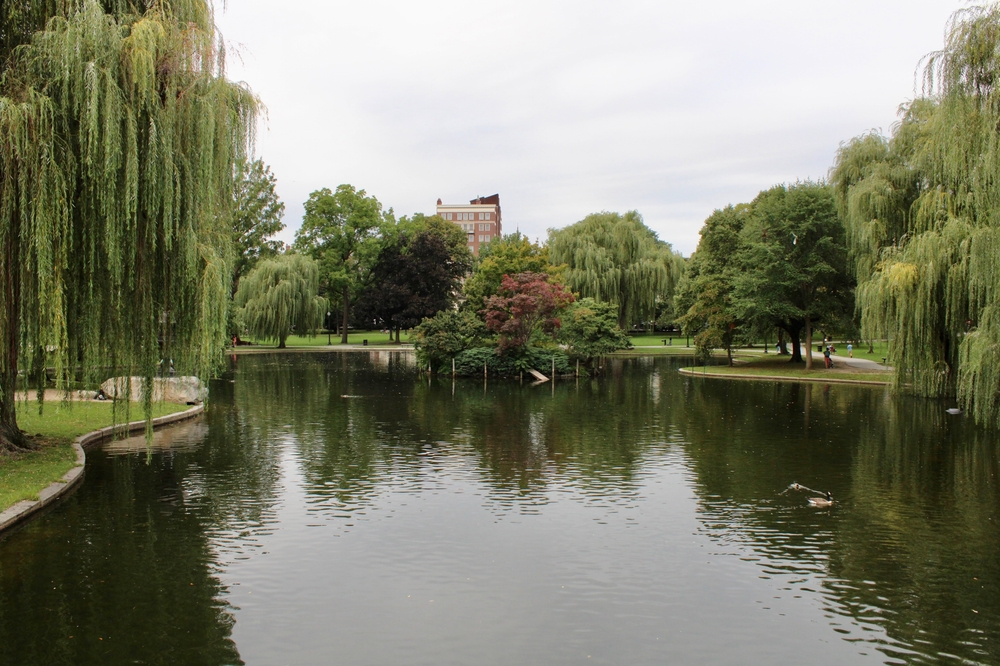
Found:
[218,435,870,666]
[187,354,1000,663]
[1,351,994,665]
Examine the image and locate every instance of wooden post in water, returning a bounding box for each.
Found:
[576,360,579,377]
[483,361,487,379]
[452,358,456,377]
[551,356,555,379]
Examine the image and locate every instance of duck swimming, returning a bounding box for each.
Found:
[808,492,834,508]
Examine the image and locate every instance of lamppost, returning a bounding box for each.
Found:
[327,312,332,345]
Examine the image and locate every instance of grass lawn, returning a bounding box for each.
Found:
[827,340,890,363]
[681,354,890,384]
[613,346,699,356]
[1,401,189,513]
[628,333,690,347]
[242,330,412,348]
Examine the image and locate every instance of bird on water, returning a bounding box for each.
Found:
[808,492,834,508]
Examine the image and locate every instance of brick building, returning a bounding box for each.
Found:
[436,194,502,256]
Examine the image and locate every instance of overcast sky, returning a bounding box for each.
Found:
[216,1,962,256]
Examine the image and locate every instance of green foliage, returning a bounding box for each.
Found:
[734,183,853,366]
[234,254,326,348]
[294,184,391,342]
[412,310,488,368]
[233,158,285,286]
[0,0,258,450]
[548,211,685,328]
[675,206,747,365]
[559,298,631,361]
[451,347,572,378]
[829,6,1000,422]
[675,184,852,367]
[462,232,556,314]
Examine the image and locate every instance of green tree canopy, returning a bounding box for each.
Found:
[829,5,1000,422]
[294,185,391,343]
[0,0,257,451]
[233,158,285,287]
[734,183,853,368]
[674,205,747,365]
[462,232,557,315]
[412,310,488,369]
[559,298,631,363]
[675,184,852,367]
[548,211,684,329]
[234,254,326,349]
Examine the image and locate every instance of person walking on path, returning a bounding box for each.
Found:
[847,343,853,358]
[823,347,832,369]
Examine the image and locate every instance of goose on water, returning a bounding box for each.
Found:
[808,492,834,508]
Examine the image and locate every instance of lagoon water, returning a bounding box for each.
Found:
[0,353,997,665]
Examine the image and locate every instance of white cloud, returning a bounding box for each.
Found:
[217,0,961,255]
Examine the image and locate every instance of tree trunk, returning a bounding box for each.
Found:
[777,328,788,355]
[278,334,287,349]
[786,324,804,363]
[804,316,813,370]
[341,285,350,344]
[0,198,30,453]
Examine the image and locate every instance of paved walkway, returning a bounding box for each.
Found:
[818,352,890,371]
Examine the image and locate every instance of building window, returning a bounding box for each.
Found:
[485,213,490,220]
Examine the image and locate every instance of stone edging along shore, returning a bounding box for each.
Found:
[0,404,204,536]
[678,367,889,387]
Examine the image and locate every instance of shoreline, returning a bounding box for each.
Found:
[678,367,890,386]
[0,404,204,537]
[230,345,415,354]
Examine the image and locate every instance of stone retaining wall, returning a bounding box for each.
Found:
[0,405,204,536]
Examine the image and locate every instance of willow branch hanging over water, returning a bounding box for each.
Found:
[0,0,258,451]
[830,4,1000,424]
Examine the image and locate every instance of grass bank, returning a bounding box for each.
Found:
[239,330,412,349]
[1,401,189,512]
[680,354,890,384]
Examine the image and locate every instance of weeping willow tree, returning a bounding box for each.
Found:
[0,0,258,451]
[548,211,685,329]
[830,4,1000,424]
[234,254,326,349]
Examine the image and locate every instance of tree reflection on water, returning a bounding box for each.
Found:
[0,352,996,665]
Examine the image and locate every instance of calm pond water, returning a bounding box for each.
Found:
[0,352,997,665]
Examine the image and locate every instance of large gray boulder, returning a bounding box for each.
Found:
[100,376,208,404]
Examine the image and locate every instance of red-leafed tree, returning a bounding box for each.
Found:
[482,272,575,353]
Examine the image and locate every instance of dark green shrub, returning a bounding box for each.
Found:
[447,347,572,378]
